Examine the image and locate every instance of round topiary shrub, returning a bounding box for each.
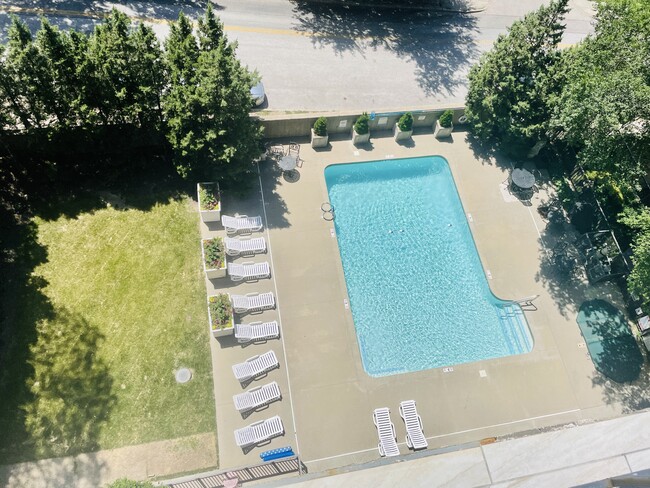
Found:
[439,110,454,128]
[354,112,370,135]
[397,112,413,131]
[313,117,328,136]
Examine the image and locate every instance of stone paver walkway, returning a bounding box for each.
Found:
[0,432,217,488]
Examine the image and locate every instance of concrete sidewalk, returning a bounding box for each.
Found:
[258,409,650,487]
[0,433,217,488]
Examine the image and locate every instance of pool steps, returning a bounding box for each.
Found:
[496,305,533,354]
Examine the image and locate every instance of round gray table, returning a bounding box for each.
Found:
[279,155,298,172]
[511,168,536,189]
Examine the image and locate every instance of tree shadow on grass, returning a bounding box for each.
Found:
[290,2,479,97]
[22,306,116,460]
[0,215,51,465]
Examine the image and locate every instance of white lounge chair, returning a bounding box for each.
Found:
[233,381,281,412]
[225,237,267,256]
[235,321,280,343]
[221,214,263,234]
[373,407,400,457]
[232,350,279,383]
[234,415,284,448]
[228,261,271,281]
[231,292,275,314]
[399,400,428,450]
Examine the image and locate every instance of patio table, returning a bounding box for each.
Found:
[278,155,298,172]
[511,168,536,189]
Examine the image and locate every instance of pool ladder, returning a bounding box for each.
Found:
[321,202,335,221]
[512,295,540,311]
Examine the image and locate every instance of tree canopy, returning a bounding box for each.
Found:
[465,0,569,156]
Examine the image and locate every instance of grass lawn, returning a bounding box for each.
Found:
[0,191,215,463]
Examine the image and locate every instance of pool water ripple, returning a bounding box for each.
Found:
[325,156,533,377]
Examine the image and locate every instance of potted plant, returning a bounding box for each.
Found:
[434,110,454,139]
[201,237,226,279]
[197,182,221,222]
[352,112,370,146]
[394,112,413,142]
[207,293,234,338]
[311,116,329,148]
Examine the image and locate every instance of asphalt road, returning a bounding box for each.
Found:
[0,0,595,112]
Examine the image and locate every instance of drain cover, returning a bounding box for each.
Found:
[175,368,192,384]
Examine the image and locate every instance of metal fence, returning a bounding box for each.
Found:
[165,456,306,488]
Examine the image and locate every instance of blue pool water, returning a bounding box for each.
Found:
[325,156,533,377]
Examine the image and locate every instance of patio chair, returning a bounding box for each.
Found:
[224,237,267,256]
[399,400,428,450]
[235,320,280,343]
[373,407,400,457]
[231,292,275,314]
[228,261,271,282]
[232,350,279,383]
[233,381,281,412]
[221,214,263,234]
[234,415,284,448]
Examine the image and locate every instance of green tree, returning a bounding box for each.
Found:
[163,8,262,182]
[465,0,569,156]
[620,208,650,303]
[2,16,51,129]
[551,0,650,196]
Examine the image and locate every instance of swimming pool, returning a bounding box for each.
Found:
[325,156,533,377]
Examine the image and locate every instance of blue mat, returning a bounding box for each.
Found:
[260,446,294,462]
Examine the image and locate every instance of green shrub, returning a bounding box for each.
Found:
[439,110,454,128]
[397,112,413,131]
[208,294,233,330]
[313,117,328,136]
[354,112,370,135]
[203,237,225,269]
[198,184,220,211]
[107,479,155,488]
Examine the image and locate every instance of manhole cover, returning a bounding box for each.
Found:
[175,368,192,384]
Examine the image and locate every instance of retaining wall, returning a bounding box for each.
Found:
[259,107,467,140]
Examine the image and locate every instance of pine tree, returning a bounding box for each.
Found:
[465,0,569,156]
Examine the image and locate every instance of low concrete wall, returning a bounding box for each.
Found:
[259,107,467,140]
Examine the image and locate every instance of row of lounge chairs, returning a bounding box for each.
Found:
[215,215,286,450]
[373,400,428,457]
[219,216,268,281]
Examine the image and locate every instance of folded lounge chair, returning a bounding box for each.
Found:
[232,350,279,383]
[373,407,400,457]
[231,292,275,314]
[225,237,267,256]
[228,261,271,281]
[234,415,284,448]
[235,321,280,343]
[221,214,263,234]
[399,400,428,450]
[233,381,281,412]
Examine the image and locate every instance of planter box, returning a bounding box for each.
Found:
[311,129,329,148]
[197,182,221,222]
[352,128,370,146]
[394,124,413,142]
[201,238,226,279]
[208,294,234,338]
[434,120,453,139]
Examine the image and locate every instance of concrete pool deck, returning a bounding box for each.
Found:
[207,129,648,476]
